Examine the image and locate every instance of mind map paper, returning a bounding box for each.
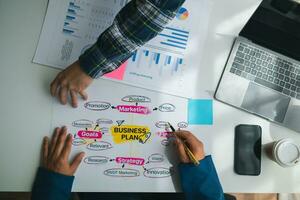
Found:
[52,79,191,192]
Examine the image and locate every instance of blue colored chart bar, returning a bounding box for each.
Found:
[175,59,179,72]
[171,32,189,38]
[63,29,74,34]
[66,15,76,21]
[160,42,186,49]
[168,56,172,64]
[68,9,76,15]
[165,27,189,34]
[155,53,160,64]
[153,53,157,61]
[179,58,183,64]
[132,51,137,62]
[69,2,80,9]
[158,34,188,42]
[144,50,149,56]
[167,39,187,46]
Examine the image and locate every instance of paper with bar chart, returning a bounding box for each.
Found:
[34,0,212,97]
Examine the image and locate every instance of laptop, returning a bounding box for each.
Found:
[215,0,300,132]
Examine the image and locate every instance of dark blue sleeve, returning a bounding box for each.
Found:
[179,156,225,200]
[31,167,74,200]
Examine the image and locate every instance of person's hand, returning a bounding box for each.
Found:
[42,126,85,176]
[174,131,205,163]
[50,60,93,108]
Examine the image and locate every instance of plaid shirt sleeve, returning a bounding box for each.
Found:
[78,0,185,78]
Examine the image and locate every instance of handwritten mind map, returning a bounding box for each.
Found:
[52,80,189,192]
[34,0,213,97]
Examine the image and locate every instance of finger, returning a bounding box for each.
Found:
[175,131,203,153]
[175,131,200,144]
[79,90,88,101]
[53,127,68,158]
[42,137,49,166]
[175,130,194,139]
[175,131,194,143]
[175,138,189,163]
[70,152,85,174]
[61,134,73,160]
[50,128,60,155]
[70,90,78,108]
[59,87,68,105]
[50,75,60,97]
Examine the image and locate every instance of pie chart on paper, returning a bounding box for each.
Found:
[176,7,189,20]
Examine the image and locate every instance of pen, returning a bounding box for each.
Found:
[167,122,200,166]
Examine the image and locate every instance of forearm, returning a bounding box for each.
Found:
[31,167,74,200]
[79,0,185,78]
[179,156,225,200]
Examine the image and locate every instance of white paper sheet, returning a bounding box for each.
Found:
[52,79,194,192]
[34,0,213,98]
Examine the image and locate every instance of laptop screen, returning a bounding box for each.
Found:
[240,0,300,61]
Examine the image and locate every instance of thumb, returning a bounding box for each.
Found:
[175,138,189,163]
[70,152,85,174]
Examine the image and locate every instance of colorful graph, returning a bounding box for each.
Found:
[158,27,189,50]
[130,50,184,76]
[62,1,82,38]
[176,7,189,20]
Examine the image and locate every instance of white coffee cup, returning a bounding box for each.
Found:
[266,139,300,167]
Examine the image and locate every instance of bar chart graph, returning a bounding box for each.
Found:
[159,27,189,51]
[62,0,126,39]
[62,1,82,38]
[124,20,190,81]
[34,0,210,97]
[128,49,185,77]
[59,0,190,78]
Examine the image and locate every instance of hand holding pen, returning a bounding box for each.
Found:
[168,123,205,166]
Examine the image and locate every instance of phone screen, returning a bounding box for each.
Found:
[234,124,262,176]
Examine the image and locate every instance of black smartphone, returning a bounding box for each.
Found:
[234,124,262,176]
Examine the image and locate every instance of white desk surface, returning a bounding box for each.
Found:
[1,0,300,193]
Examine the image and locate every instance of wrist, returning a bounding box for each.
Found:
[180,155,207,165]
[77,59,95,79]
[40,167,74,177]
[75,60,93,79]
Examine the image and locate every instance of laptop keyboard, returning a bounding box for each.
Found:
[230,42,300,100]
